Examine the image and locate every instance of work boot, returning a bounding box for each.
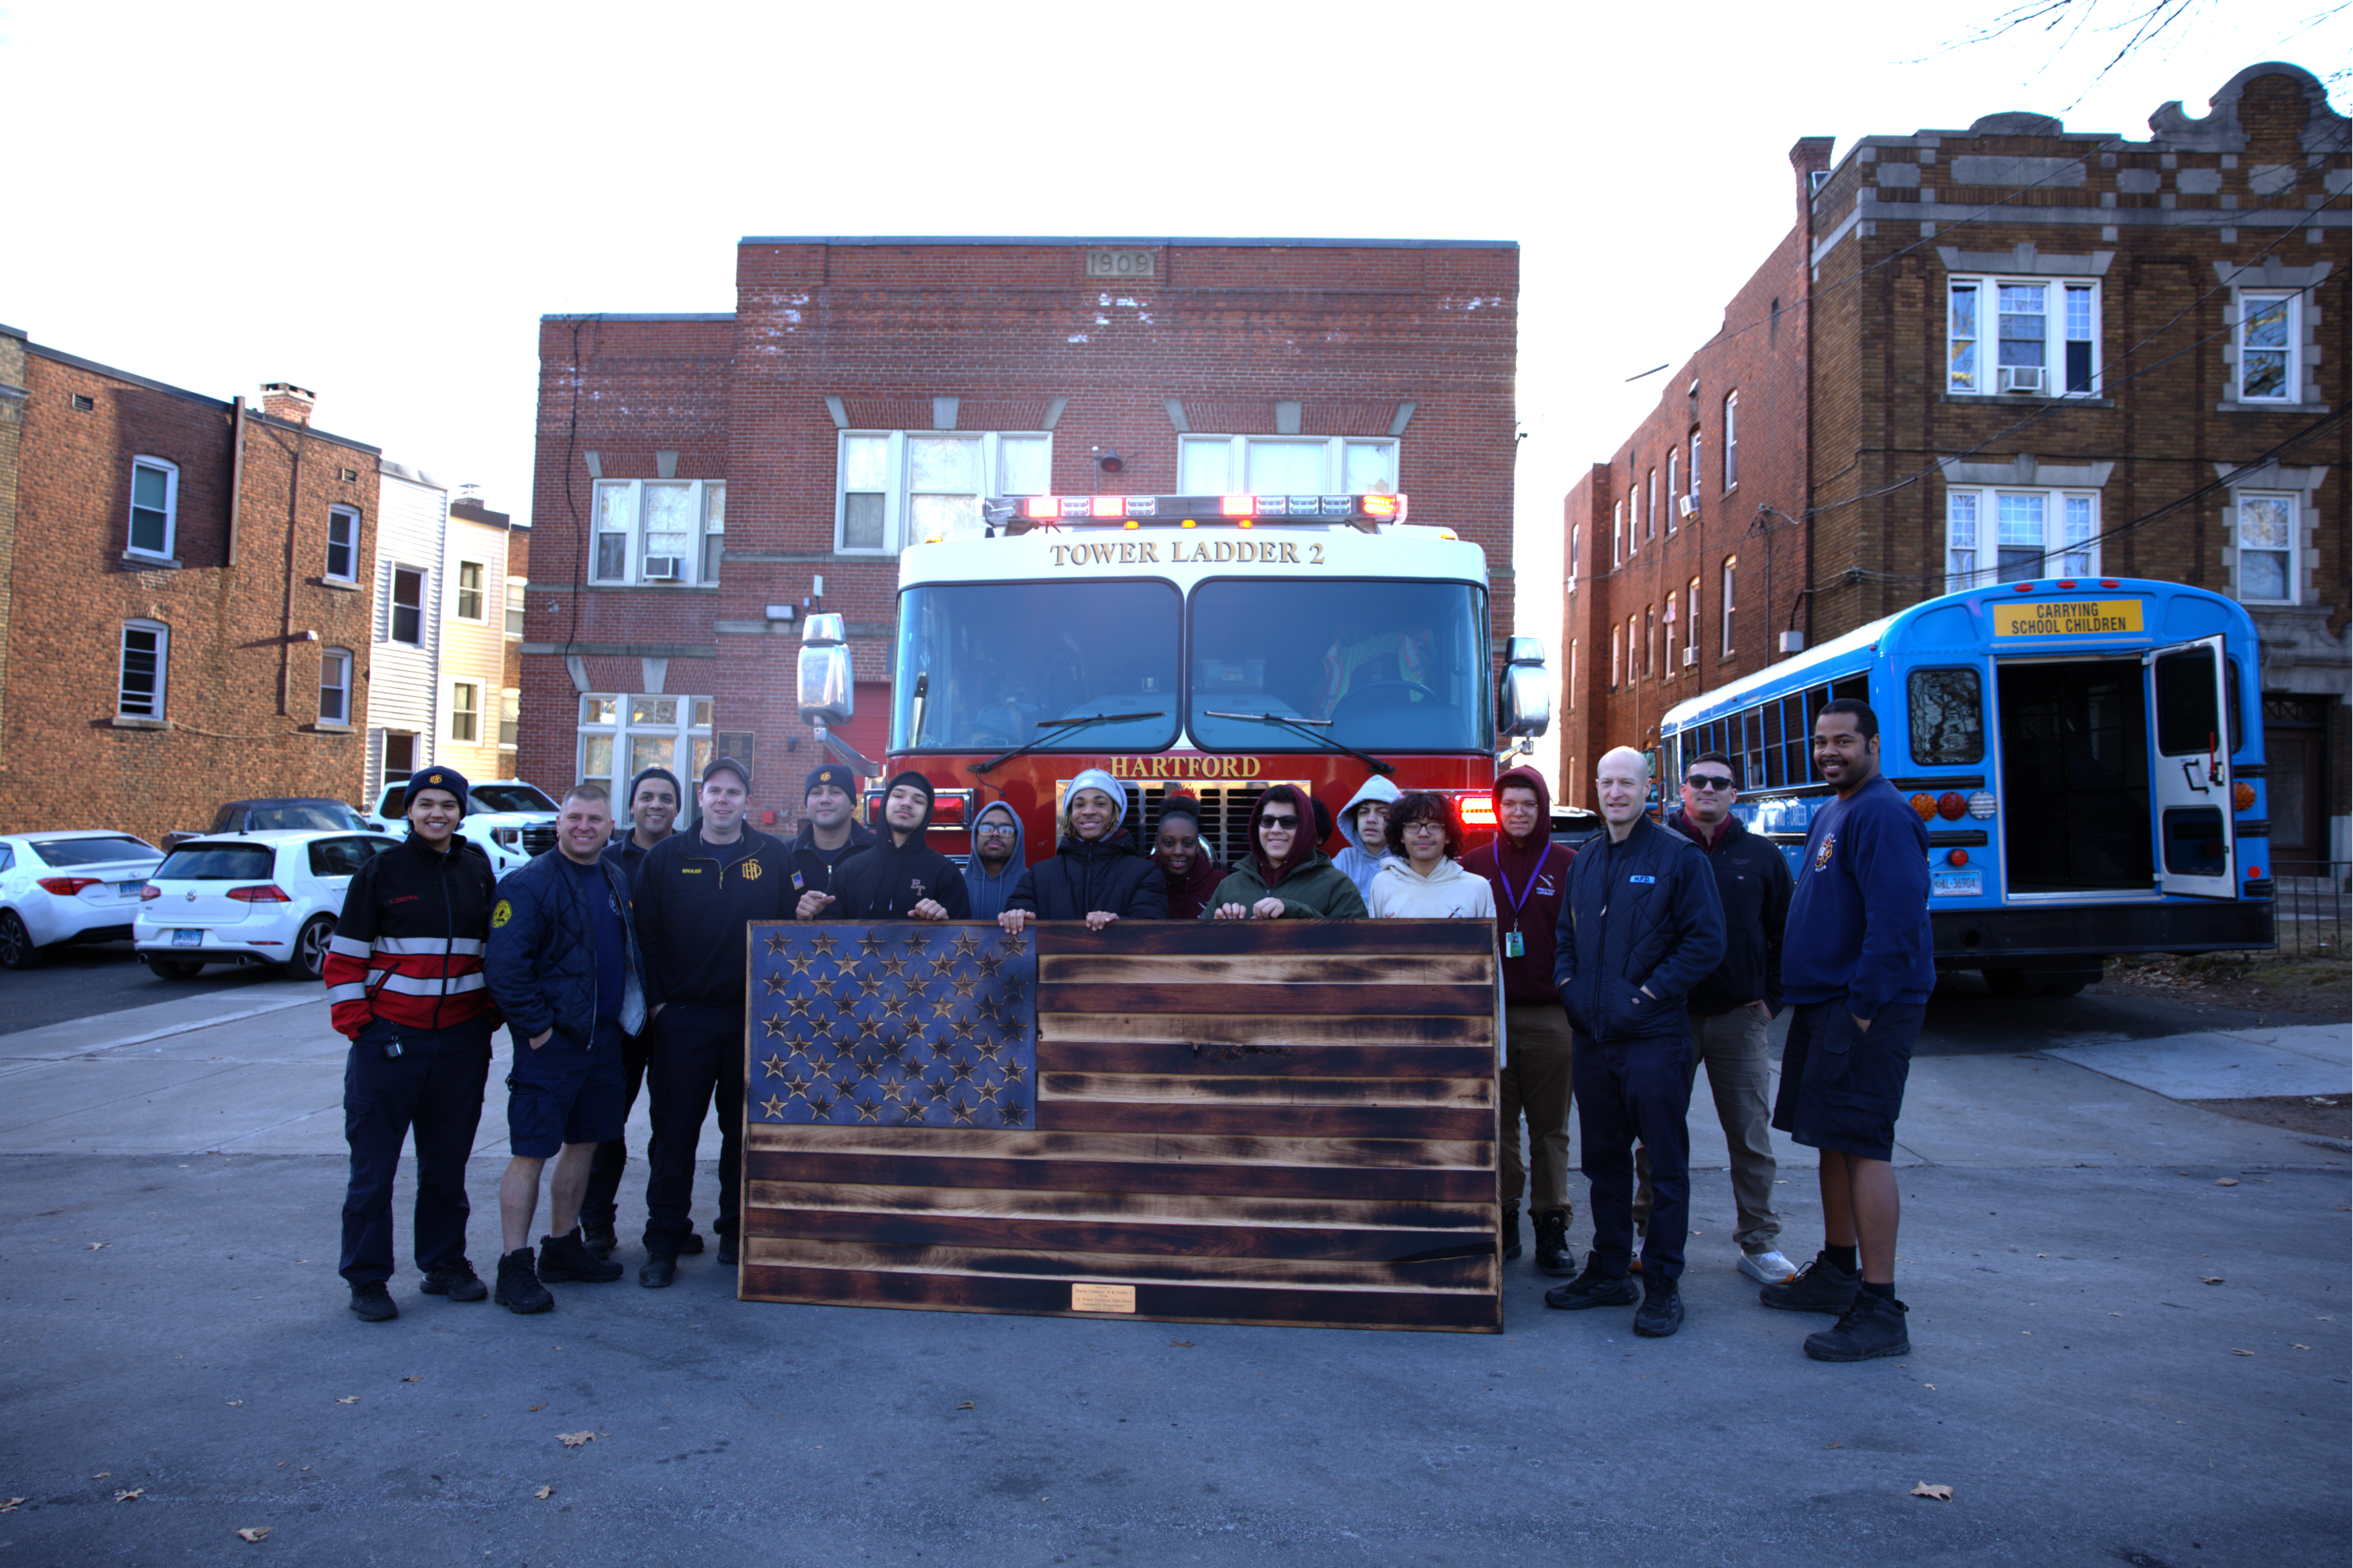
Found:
[1543,1260,1640,1312]
[1804,1290,1911,1361]
[1499,1205,1522,1262]
[579,1217,618,1259]
[539,1226,624,1284]
[1534,1209,1576,1278]
[1759,1251,1861,1314]
[716,1238,738,1267]
[348,1281,398,1322]
[638,1251,679,1289]
[678,1229,706,1256]
[494,1248,554,1314]
[420,1257,488,1301]
[1632,1273,1684,1338]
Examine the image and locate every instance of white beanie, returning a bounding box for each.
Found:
[1061,769,1131,836]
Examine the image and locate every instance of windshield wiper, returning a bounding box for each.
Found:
[968,711,1167,776]
[1199,711,1395,777]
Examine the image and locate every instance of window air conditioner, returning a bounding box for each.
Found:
[1998,365,2045,394]
[1678,495,1698,519]
[1682,646,1699,667]
[641,556,683,581]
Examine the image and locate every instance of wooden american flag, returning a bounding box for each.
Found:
[739,918,1502,1332]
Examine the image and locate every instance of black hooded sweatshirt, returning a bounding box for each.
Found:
[787,817,877,905]
[826,771,973,920]
[1008,828,1168,920]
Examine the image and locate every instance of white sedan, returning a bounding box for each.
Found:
[0,831,167,969]
[133,830,399,982]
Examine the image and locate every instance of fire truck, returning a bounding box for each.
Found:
[794,492,1552,870]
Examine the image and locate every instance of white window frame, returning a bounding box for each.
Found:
[118,620,169,718]
[1609,625,1621,691]
[324,505,359,583]
[450,681,481,744]
[590,479,727,586]
[1665,591,1680,678]
[498,687,521,751]
[2231,490,2300,605]
[1688,431,1703,506]
[452,561,487,622]
[1626,615,1639,684]
[1943,485,2101,592]
[1647,468,1658,539]
[1171,435,1398,509]
[835,433,1053,556]
[1723,390,1739,489]
[388,565,427,647]
[1665,450,1679,526]
[2233,290,2299,404]
[504,579,527,639]
[1721,556,1738,656]
[319,648,353,725]
[1687,575,1702,669]
[576,693,716,792]
[1567,640,1576,710]
[127,457,177,561]
[1612,502,1623,566]
[1946,275,2102,396]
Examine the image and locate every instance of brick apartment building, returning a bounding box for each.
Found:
[1562,62,2349,868]
[519,238,1519,816]
[0,327,383,848]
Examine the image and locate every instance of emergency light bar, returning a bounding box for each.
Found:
[985,493,1407,535]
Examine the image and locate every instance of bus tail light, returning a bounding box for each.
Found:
[1937,791,1967,821]
[2233,782,2256,811]
[1946,849,1970,867]
[1909,793,1937,820]
[1966,790,1996,819]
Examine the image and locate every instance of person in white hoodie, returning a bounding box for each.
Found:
[1367,791,1498,919]
[1331,775,1404,904]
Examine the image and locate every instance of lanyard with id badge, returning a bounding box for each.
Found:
[1497,851,1546,958]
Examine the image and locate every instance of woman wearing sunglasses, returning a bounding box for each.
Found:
[1204,783,1366,920]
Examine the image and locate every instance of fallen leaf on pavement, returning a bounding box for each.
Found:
[2293,1344,2311,1350]
[556,1431,597,1448]
[1822,1443,1844,1449]
[401,1376,421,1383]
[2230,1349,2255,1356]
[1910,1483,1953,1501]
[2215,1178,2239,1187]
[1924,1384,1937,1390]
[2037,1253,2049,1258]
[2110,1313,2124,1317]
[227,1400,243,1406]
[1169,1341,1194,1348]
[115,1489,143,1503]
[2202,1277,2226,1285]
[528,1403,547,1412]
[235,1528,271,1543]
[335,1396,359,1405]
[955,1400,975,1411]
[0,1499,24,1513]
[89,1243,108,1250]
[533,1486,552,1500]
[93,1473,109,1479]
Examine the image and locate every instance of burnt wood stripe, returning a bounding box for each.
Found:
[1039,1041,1498,1078]
[737,1264,1503,1332]
[1039,982,1492,1018]
[1064,921,1495,956]
[743,1236,1495,1292]
[1039,1100,1495,1141]
[746,1149,1497,1204]
[1040,1011,1496,1049]
[741,1208,1494,1263]
[745,1181,1493,1232]
[1038,1071,1493,1107]
[746,1125,1489,1169]
[1040,953,1494,986]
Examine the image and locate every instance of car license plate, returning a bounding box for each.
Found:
[171,929,203,947]
[115,881,145,898]
[1931,869,1983,898]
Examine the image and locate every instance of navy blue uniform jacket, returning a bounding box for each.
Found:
[1551,815,1727,1043]
[487,850,649,1043]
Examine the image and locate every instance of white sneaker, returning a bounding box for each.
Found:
[1739,1248,1799,1284]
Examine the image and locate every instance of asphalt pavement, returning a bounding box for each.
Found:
[0,978,2345,1567]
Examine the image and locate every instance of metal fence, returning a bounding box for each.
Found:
[2269,862,2349,960]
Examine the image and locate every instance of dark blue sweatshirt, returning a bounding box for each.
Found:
[1780,775,1935,1018]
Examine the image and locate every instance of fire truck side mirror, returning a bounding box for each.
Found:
[798,614,853,729]
[1499,639,1551,740]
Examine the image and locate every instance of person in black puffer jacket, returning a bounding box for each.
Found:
[998,769,1166,934]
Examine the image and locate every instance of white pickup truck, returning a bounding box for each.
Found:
[361,778,561,875]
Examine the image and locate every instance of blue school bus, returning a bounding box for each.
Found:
[1659,578,2273,995]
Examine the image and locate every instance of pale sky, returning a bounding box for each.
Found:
[3,0,2342,788]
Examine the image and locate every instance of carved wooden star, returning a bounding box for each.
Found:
[786,953,815,976]
[855,1014,886,1043]
[857,932,888,958]
[901,1102,929,1126]
[951,973,979,998]
[975,950,1004,978]
[927,1076,953,1102]
[854,1097,882,1123]
[807,932,838,956]
[951,931,982,957]
[762,971,787,995]
[999,929,1028,955]
[877,951,909,978]
[950,1057,976,1082]
[1000,1059,1027,1083]
[997,1098,1026,1124]
[951,1098,976,1126]
[762,1014,788,1039]
[761,1052,789,1079]
[763,930,790,955]
[807,1095,835,1121]
[785,996,815,1021]
[880,991,913,1022]
[855,1053,883,1079]
[784,1071,813,1098]
[759,1093,788,1119]
[929,1038,957,1062]
[975,1036,1004,1061]
[831,987,861,1017]
[882,1075,911,1103]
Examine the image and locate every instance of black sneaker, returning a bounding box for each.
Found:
[1633,1274,1684,1338]
[1543,1261,1640,1311]
[1805,1291,1911,1361]
[579,1218,618,1259]
[494,1247,554,1314]
[638,1251,679,1289]
[1759,1251,1861,1314]
[348,1281,398,1322]
[539,1227,624,1285]
[1499,1205,1523,1262]
[420,1258,487,1301]
[1534,1209,1576,1278]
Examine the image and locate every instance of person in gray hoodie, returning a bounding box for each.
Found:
[1331,775,1404,904]
[961,800,1026,920]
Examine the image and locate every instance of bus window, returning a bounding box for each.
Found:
[2226,656,2245,753]
[2153,645,2219,757]
[1907,668,1986,766]
[1832,673,1870,710]
[1780,696,1810,785]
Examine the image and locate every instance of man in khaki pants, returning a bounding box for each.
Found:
[1636,751,1797,1284]
[1462,766,1580,1277]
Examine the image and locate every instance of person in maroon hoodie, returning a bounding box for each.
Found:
[1461,765,1580,1277]
[1153,795,1227,922]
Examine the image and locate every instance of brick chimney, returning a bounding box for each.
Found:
[260,381,315,425]
[1790,137,1836,232]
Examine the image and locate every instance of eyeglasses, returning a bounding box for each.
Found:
[1402,820,1446,833]
[1259,815,1299,829]
[974,824,1015,837]
[1685,775,1736,791]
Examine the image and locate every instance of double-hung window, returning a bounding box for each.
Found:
[450,682,480,743]
[1612,503,1623,566]
[1647,469,1658,538]
[591,479,727,585]
[127,458,176,560]
[838,434,1049,554]
[325,506,358,582]
[1720,557,1738,655]
[389,566,425,646]
[1665,450,1679,523]
[1609,625,1622,690]
[505,581,527,637]
[2233,493,2297,603]
[1722,391,1739,489]
[1687,431,1703,508]
[1944,487,2099,590]
[1664,592,1680,677]
[119,621,168,717]
[319,649,353,724]
[1175,435,1398,503]
[577,695,716,793]
[454,561,485,622]
[2236,291,2298,402]
[1948,276,2099,395]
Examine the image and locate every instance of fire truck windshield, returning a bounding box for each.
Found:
[1188,579,1491,754]
[893,581,1182,752]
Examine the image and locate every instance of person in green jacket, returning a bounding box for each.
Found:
[1204,783,1367,920]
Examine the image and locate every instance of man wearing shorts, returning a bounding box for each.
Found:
[1760,698,1934,1360]
[483,784,648,1313]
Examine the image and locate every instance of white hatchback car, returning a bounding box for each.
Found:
[133,830,400,982]
[362,778,558,874]
[0,831,166,969]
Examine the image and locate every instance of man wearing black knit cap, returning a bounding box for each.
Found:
[820,770,970,921]
[631,756,793,1285]
[788,763,875,919]
[577,764,684,1259]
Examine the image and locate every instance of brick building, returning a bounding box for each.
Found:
[520,238,1519,815]
[1561,62,2349,868]
[0,329,383,848]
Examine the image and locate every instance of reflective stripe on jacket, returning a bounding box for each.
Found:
[324,834,502,1039]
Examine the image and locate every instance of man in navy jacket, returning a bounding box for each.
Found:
[1758,698,1934,1362]
[1543,746,1725,1339]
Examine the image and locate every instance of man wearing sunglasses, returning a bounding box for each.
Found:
[1204,784,1365,920]
[1634,752,1797,1287]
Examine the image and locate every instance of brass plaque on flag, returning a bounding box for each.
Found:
[1071,1283,1137,1314]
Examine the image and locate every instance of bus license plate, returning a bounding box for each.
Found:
[1930,870,1983,898]
[171,929,203,947]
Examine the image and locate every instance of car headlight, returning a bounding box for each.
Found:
[491,827,521,848]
